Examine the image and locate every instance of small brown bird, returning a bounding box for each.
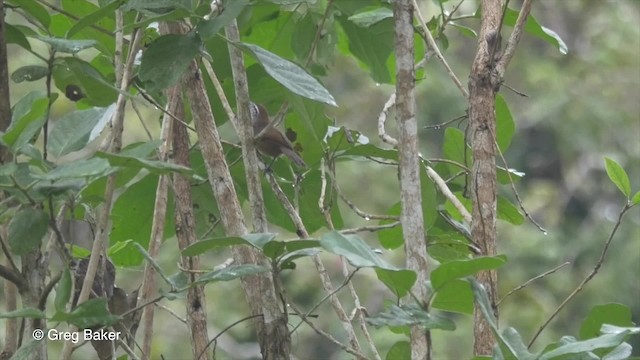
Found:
[249,102,306,168]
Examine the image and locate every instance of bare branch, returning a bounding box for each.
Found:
[496,0,534,76]
[498,262,570,306]
[528,203,634,348]
[412,0,469,98]
[378,92,398,146]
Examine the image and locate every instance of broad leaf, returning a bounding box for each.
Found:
[139,33,203,93]
[197,0,250,38]
[48,106,114,157]
[239,43,337,106]
[375,268,416,298]
[321,231,396,269]
[8,208,49,256]
[431,255,507,289]
[604,157,631,198]
[11,65,49,83]
[366,304,455,331]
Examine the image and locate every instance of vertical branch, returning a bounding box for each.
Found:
[139,86,179,360]
[0,4,17,356]
[468,0,503,355]
[59,12,143,359]
[224,19,291,359]
[162,20,290,360]
[0,1,12,163]
[171,94,211,360]
[394,1,430,359]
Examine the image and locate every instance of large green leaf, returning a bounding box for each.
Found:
[375,268,416,298]
[321,231,396,270]
[196,0,250,38]
[502,7,568,55]
[431,255,507,289]
[8,208,49,256]
[67,0,124,38]
[337,15,394,84]
[431,278,474,314]
[386,341,411,360]
[580,303,633,340]
[539,332,631,360]
[348,7,393,28]
[239,43,337,106]
[2,91,48,152]
[48,107,113,157]
[7,0,51,27]
[51,298,119,328]
[95,152,196,176]
[139,33,203,93]
[366,304,455,331]
[55,269,72,313]
[497,196,524,225]
[53,57,118,106]
[34,36,97,53]
[5,23,32,51]
[38,158,112,180]
[11,65,49,83]
[604,157,631,198]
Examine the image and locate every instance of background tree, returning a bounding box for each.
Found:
[0,1,638,359]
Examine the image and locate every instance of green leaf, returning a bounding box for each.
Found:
[501,7,568,55]
[497,196,524,225]
[580,303,633,340]
[0,308,46,319]
[495,94,516,152]
[95,152,196,176]
[604,158,631,198]
[432,279,474,314]
[8,208,49,256]
[366,304,455,331]
[632,191,640,205]
[239,43,337,106]
[338,15,394,84]
[386,341,411,360]
[51,298,119,328]
[5,23,32,51]
[431,255,507,289]
[67,0,124,38]
[2,91,48,152]
[375,268,417,298]
[182,236,249,256]
[38,158,112,180]
[34,36,97,53]
[48,107,113,157]
[139,33,202,93]
[539,332,630,360]
[53,57,118,107]
[377,202,403,249]
[11,65,48,83]
[194,264,269,285]
[7,0,51,27]
[321,231,396,270]
[55,268,72,312]
[197,0,249,38]
[442,127,470,167]
[241,233,278,250]
[348,7,393,27]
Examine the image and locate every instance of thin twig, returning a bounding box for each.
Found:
[496,0,533,76]
[528,203,634,348]
[287,302,368,360]
[497,262,570,306]
[424,114,467,130]
[412,0,469,98]
[491,128,546,233]
[197,314,264,360]
[340,222,401,235]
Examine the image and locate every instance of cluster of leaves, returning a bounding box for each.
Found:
[1,0,638,359]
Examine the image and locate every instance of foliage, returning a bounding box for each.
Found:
[0,0,637,359]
